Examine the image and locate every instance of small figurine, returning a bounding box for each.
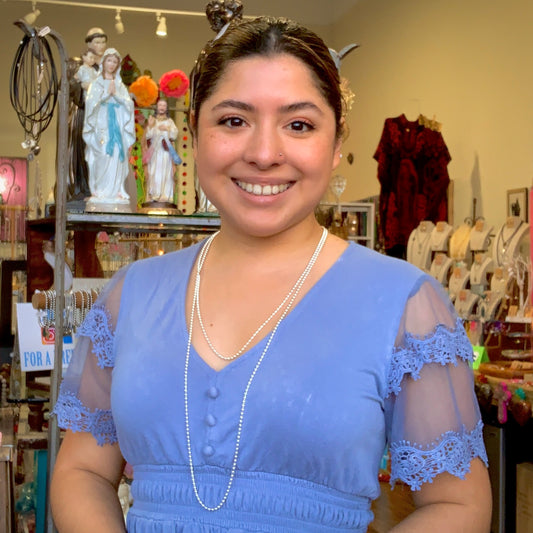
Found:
[143,99,181,206]
[75,49,98,93]
[85,27,108,67]
[83,48,135,211]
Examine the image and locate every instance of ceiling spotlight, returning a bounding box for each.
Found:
[156,13,167,37]
[115,9,124,34]
[23,2,40,25]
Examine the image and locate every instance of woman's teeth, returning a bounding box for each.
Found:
[236,180,290,196]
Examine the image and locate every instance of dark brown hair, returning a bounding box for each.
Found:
[189,17,344,139]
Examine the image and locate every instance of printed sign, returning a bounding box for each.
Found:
[16,303,75,372]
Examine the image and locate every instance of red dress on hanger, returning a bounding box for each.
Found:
[374,114,451,257]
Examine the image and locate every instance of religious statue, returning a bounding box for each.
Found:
[85,27,108,67]
[64,28,108,209]
[83,48,135,212]
[143,99,181,207]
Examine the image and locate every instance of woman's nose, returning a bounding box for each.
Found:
[242,125,283,169]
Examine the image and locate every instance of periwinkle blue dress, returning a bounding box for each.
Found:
[54,241,488,532]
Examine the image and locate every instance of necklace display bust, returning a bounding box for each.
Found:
[492,216,529,267]
[490,267,509,294]
[469,219,493,252]
[454,289,480,319]
[449,222,473,266]
[429,252,453,285]
[478,290,504,320]
[407,220,435,271]
[430,221,453,252]
[448,264,470,302]
[469,253,494,287]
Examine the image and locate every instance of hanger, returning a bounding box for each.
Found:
[417,114,442,132]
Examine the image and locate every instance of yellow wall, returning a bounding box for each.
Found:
[333,0,533,227]
[1,0,532,230]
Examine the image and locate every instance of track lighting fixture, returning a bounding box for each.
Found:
[156,12,167,37]
[23,2,40,25]
[115,9,124,34]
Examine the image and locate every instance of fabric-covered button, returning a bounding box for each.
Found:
[202,445,215,457]
[207,386,219,399]
[205,414,217,427]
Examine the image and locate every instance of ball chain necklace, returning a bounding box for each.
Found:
[195,230,324,361]
[184,227,328,511]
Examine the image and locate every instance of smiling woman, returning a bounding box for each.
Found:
[50,3,491,532]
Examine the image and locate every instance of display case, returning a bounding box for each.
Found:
[316,201,376,249]
[25,212,221,296]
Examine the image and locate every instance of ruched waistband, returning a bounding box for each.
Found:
[128,465,372,532]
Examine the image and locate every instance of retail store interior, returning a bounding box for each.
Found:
[1,0,533,531]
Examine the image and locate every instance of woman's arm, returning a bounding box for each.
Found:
[392,456,491,532]
[51,430,127,533]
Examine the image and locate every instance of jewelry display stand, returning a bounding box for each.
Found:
[407,220,435,272]
[429,252,453,285]
[448,265,470,302]
[454,289,480,319]
[469,219,493,252]
[491,267,509,294]
[469,253,494,288]
[429,221,453,252]
[449,222,473,267]
[492,216,530,267]
[478,290,504,320]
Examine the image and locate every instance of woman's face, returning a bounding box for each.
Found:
[103,55,119,77]
[193,53,341,238]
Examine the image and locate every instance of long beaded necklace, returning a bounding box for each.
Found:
[184,227,328,511]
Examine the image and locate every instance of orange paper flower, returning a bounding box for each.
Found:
[159,70,189,98]
[129,75,159,107]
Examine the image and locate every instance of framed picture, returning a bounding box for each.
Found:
[507,187,529,222]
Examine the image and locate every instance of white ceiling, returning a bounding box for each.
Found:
[80,0,361,26]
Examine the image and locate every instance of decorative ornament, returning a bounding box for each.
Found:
[120,54,141,86]
[494,382,512,423]
[510,388,532,426]
[205,0,243,33]
[328,43,359,72]
[129,75,159,107]
[159,70,190,98]
[474,381,493,414]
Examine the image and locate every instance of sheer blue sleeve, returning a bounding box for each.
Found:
[52,266,129,446]
[385,277,488,491]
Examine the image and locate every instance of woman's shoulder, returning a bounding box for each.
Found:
[342,243,426,283]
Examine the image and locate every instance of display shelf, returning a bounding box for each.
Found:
[25,212,221,297]
[318,201,376,249]
[64,211,220,233]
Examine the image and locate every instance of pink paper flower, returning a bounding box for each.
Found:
[159,70,189,98]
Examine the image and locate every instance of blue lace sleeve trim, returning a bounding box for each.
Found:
[387,317,473,397]
[78,304,115,369]
[52,386,117,446]
[389,419,488,491]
